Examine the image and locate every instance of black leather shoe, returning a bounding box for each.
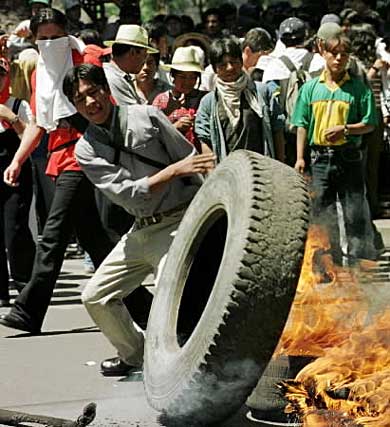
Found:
[0,299,11,308]
[0,313,40,334]
[100,357,140,377]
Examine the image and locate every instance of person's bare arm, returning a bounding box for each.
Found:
[295,127,307,174]
[4,118,45,186]
[148,152,216,191]
[324,122,375,143]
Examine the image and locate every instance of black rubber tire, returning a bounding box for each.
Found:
[144,150,309,425]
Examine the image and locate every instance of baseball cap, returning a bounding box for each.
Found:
[279,17,306,39]
[317,22,343,41]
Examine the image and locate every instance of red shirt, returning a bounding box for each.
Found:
[152,89,206,146]
[30,50,87,177]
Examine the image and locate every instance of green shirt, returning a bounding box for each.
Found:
[291,71,377,147]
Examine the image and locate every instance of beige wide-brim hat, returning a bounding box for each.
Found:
[104,24,158,54]
[162,46,204,73]
[172,32,211,57]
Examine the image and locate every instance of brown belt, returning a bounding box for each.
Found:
[135,202,189,228]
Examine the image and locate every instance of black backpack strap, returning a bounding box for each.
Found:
[301,52,314,71]
[12,98,22,115]
[48,139,78,155]
[279,55,297,73]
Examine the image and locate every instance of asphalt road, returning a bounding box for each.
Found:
[0,258,257,427]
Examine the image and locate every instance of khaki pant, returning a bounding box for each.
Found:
[82,211,183,366]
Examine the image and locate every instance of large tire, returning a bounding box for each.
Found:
[144,150,309,425]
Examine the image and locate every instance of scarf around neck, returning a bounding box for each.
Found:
[216,71,263,130]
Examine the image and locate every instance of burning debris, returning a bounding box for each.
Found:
[280,310,390,425]
[274,224,390,426]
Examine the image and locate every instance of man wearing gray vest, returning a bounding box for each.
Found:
[63,63,215,377]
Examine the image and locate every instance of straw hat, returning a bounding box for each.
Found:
[104,25,158,53]
[162,46,204,73]
[172,32,211,57]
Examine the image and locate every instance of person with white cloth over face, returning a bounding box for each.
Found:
[0,8,114,335]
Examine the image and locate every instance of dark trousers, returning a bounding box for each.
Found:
[10,170,114,330]
[310,148,376,264]
[0,159,36,300]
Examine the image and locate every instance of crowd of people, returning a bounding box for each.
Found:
[0,0,389,422]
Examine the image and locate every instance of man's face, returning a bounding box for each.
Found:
[136,54,157,84]
[242,46,261,71]
[205,14,221,36]
[73,79,112,125]
[166,19,182,37]
[215,54,243,82]
[124,47,148,74]
[322,43,349,75]
[36,23,66,40]
[172,71,198,95]
[66,6,81,22]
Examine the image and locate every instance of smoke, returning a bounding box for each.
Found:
[157,357,262,426]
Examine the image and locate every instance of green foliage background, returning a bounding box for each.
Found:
[139,0,226,22]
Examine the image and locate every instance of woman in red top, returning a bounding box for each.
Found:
[0,8,113,333]
[153,46,208,151]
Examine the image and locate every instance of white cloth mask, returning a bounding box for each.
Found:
[35,36,85,131]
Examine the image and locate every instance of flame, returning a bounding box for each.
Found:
[278,225,390,425]
[275,224,368,357]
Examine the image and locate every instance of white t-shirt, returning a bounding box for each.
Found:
[0,96,32,134]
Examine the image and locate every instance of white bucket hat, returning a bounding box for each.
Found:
[104,25,158,53]
[162,46,204,72]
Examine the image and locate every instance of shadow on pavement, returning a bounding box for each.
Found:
[5,325,100,338]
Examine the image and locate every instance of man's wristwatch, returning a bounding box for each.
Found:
[344,124,350,137]
[9,115,20,126]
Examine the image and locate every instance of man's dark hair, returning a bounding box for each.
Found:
[220,2,237,16]
[348,23,377,67]
[77,28,103,47]
[323,35,351,54]
[202,8,223,23]
[143,21,168,42]
[30,8,67,37]
[209,36,242,71]
[242,27,275,53]
[63,63,109,103]
[181,15,195,32]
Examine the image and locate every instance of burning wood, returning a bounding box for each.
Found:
[0,402,96,426]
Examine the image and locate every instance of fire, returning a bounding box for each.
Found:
[277,224,390,425]
[275,224,368,358]
[281,310,390,426]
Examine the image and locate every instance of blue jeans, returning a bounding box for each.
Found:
[310,147,376,264]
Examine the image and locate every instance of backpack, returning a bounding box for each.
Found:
[278,52,314,133]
